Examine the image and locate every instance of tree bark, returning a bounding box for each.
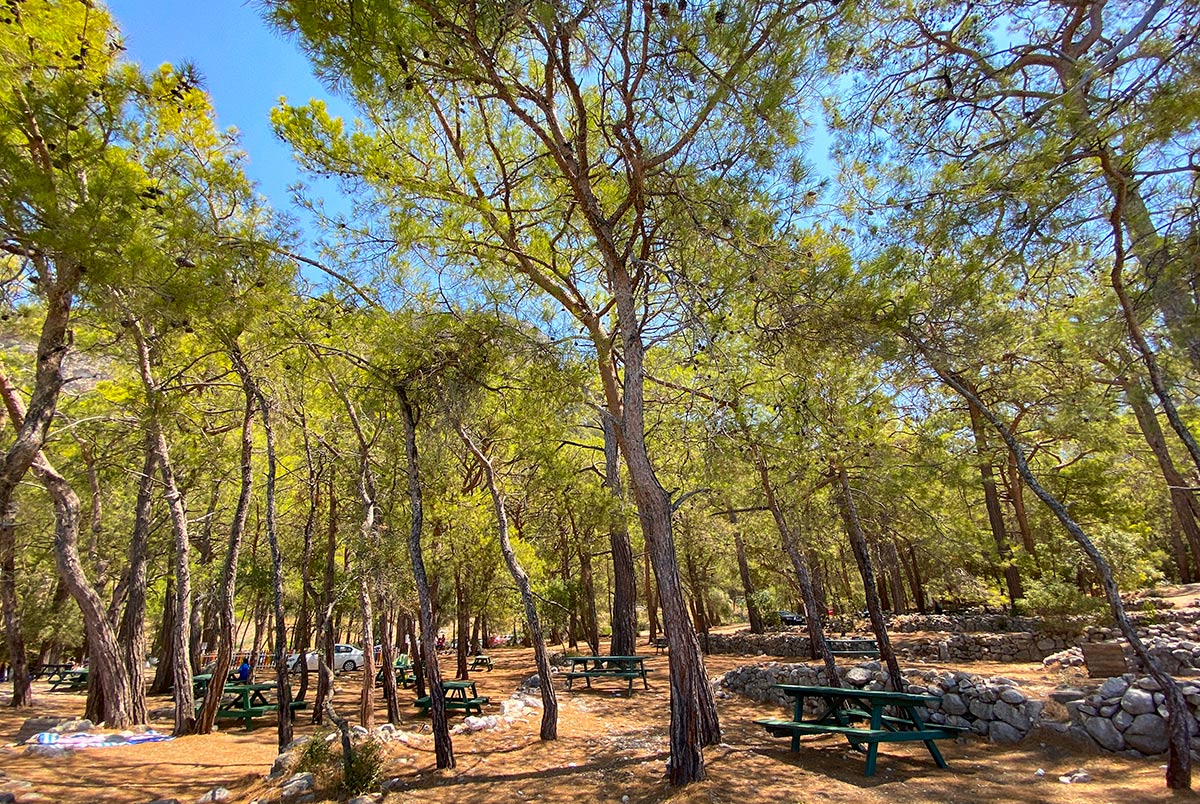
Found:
[836,466,902,690]
[601,413,638,655]
[117,433,158,724]
[397,384,454,768]
[752,448,839,684]
[920,345,1193,790]
[966,397,1023,608]
[457,422,558,739]
[1126,377,1200,578]
[196,388,254,734]
[729,509,764,634]
[579,545,601,655]
[314,465,338,724]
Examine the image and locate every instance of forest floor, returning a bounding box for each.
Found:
[0,639,1195,803]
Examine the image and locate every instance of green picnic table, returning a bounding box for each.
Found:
[375,662,414,689]
[469,654,493,671]
[755,684,967,776]
[413,679,489,716]
[49,668,88,692]
[563,655,651,695]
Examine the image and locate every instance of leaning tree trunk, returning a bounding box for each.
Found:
[729,509,764,635]
[32,454,132,726]
[456,423,558,739]
[920,344,1193,789]
[966,397,1023,608]
[1126,378,1200,577]
[609,263,719,783]
[752,449,839,685]
[196,390,254,734]
[397,385,454,768]
[601,413,638,655]
[0,277,79,708]
[836,466,903,691]
[1,369,133,724]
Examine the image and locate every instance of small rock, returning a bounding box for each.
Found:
[194,788,231,803]
[1058,769,1092,784]
[1034,768,1045,777]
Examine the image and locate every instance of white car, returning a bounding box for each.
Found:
[287,644,365,672]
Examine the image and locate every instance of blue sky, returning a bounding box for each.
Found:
[106,0,351,248]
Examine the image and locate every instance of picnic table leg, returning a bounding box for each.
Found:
[906,705,949,769]
[862,704,884,777]
[791,695,805,752]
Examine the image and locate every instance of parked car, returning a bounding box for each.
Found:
[777,610,805,627]
[287,643,365,672]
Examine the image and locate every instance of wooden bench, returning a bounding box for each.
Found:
[564,669,650,695]
[49,669,88,692]
[1082,641,1130,678]
[412,695,490,716]
[759,684,962,776]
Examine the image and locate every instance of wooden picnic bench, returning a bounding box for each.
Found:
[826,637,880,658]
[413,679,489,716]
[650,637,669,655]
[756,684,966,776]
[32,663,73,681]
[214,682,307,729]
[563,655,651,695]
[49,668,88,692]
[469,654,494,671]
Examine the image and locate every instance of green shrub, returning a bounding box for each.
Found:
[343,736,387,795]
[293,728,386,795]
[1019,576,1106,634]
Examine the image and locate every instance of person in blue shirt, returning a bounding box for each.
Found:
[236,658,251,683]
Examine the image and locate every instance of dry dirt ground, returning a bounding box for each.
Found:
[1,646,1196,804]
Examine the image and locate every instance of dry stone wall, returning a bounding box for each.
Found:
[716,661,1044,743]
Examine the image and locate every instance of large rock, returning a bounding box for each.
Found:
[1120,688,1156,716]
[844,667,873,686]
[989,721,1023,743]
[1099,678,1129,699]
[941,693,967,715]
[1084,717,1125,752]
[1123,714,1169,755]
[14,717,71,745]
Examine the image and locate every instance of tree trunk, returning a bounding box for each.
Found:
[730,509,763,634]
[608,262,719,784]
[454,569,468,681]
[644,547,658,641]
[118,433,158,724]
[196,389,254,733]
[966,398,1023,609]
[397,385,454,768]
[150,577,175,695]
[240,360,293,749]
[579,545,601,655]
[922,348,1193,790]
[456,423,558,739]
[601,413,638,655]
[0,277,79,708]
[1126,378,1200,578]
[314,466,338,724]
[836,466,902,690]
[752,448,839,684]
[33,454,132,726]
[378,604,401,724]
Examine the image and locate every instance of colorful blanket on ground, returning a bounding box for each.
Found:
[31,730,172,748]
